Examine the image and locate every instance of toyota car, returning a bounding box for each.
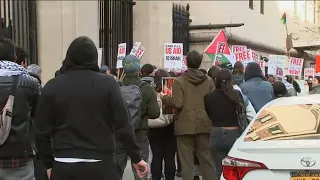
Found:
[221,95,320,180]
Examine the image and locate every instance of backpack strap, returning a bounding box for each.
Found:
[137,81,147,89]
[11,76,19,96]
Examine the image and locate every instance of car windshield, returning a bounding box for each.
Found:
[245,104,320,141]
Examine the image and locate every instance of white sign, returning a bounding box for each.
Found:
[136,45,145,60]
[232,45,247,54]
[164,43,183,69]
[287,57,304,76]
[116,43,126,69]
[181,55,187,72]
[304,68,315,80]
[267,55,286,78]
[97,48,103,68]
[130,42,145,60]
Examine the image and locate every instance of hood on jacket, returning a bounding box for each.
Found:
[63,36,99,72]
[183,68,208,85]
[244,62,264,81]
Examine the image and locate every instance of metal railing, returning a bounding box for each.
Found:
[0,0,37,64]
[172,3,191,55]
[99,0,134,68]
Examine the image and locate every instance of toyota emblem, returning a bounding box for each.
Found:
[300,157,316,167]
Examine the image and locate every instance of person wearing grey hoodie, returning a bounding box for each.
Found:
[239,62,274,112]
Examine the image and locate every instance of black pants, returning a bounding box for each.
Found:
[149,137,177,180]
[51,160,119,180]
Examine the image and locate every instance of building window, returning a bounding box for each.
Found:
[306,0,315,23]
[294,0,316,23]
[249,0,254,9]
[260,0,264,14]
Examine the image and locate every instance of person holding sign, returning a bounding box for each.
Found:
[160,50,215,180]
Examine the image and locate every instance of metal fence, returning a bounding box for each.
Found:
[172,3,191,55]
[99,0,135,68]
[0,0,38,64]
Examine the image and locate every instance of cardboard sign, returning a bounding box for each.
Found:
[116,43,126,69]
[304,68,315,80]
[232,45,247,54]
[130,42,145,60]
[287,57,304,76]
[164,43,183,69]
[267,55,286,77]
[258,60,265,75]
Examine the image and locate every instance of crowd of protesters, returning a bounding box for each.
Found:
[0,36,319,180]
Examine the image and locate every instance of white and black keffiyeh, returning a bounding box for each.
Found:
[0,60,29,77]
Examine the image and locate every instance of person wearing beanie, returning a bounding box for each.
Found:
[35,37,147,180]
[99,65,110,74]
[239,62,274,112]
[115,54,160,180]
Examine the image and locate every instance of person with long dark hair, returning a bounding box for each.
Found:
[272,81,289,98]
[204,69,244,179]
[208,65,221,83]
[148,69,176,180]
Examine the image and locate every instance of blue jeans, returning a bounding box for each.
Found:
[0,160,34,180]
[210,127,241,180]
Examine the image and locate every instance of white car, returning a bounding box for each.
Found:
[221,94,320,180]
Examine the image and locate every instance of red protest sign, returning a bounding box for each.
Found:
[287,57,304,76]
[251,50,259,62]
[234,50,252,62]
[165,46,182,54]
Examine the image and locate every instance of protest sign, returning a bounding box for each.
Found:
[116,43,126,69]
[136,46,145,59]
[130,42,145,60]
[268,55,286,80]
[287,57,304,76]
[162,77,176,114]
[97,48,103,68]
[250,50,260,62]
[164,43,183,69]
[304,68,315,80]
[181,55,187,72]
[232,45,247,54]
[233,49,254,67]
[257,60,265,75]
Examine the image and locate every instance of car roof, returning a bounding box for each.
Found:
[264,94,320,108]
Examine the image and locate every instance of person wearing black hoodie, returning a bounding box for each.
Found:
[34,36,147,180]
[239,62,274,112]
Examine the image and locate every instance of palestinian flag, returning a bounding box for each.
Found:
[204,29,235,65]
[281,13,286,24]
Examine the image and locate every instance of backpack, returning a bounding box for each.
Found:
[0,76,18,145]
[119,81,146,130]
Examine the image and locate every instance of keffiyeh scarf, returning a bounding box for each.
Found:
[0,61,29,77]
